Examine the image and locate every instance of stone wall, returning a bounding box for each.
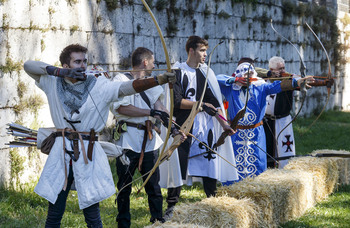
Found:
[0,0,349,186]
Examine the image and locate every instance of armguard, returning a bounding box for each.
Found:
[280,79,294,91]
[118,77,159,96]
[132,77,158,93]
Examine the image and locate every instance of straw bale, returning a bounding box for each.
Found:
[284,155,339,201]
[217,169,315,227]
[165,196,261,228]
[311,149,350,185]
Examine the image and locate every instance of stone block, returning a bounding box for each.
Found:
[161,36,184,64]
[0,73,19,108]
[108,6,133,34]
[231,2,245,18]
[133,4,158,37]
[134,35,155,53]
[214,39,228,63]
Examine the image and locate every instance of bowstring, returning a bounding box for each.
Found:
[271,20,307,142]
[85,1,109,129]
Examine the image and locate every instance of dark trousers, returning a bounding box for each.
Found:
[116,150,163,228]
[45,165,102,228]
[166,138,217,207]
[263,117,276,168]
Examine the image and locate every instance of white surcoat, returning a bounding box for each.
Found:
[25,61,123,209]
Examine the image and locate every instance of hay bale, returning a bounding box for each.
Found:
[284,155,339,201]
[149,150,349,228]
[161,196,261,228]
[311,149,350,185]
[217,169,315,227]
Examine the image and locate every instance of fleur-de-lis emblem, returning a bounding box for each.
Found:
[185,88,195,99]
[199,129,217,161]
[182,73,195,99]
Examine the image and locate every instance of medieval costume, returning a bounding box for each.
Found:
[217,62,299,181]
[159,62,238,207]
[23,60,168,226]
[255,67,296,168]
[264,88,295,168]
[111,73,164,227]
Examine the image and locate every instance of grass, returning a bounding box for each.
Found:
[293,110,350,154]
[1,110,350,227]
[0,159,205,228]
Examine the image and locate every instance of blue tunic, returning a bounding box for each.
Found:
[217,74,282,181]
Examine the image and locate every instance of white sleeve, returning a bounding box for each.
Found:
[109,73,133,115]
[23,60,51,83]
[110,95,132,116]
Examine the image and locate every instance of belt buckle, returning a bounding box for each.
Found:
[137,124,143,130]
[67,132,79,140]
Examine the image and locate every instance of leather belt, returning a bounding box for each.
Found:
[265,113,289,120]
[117,120,153,171]
[119,121,147,130]
[236,120,263,130]
[53,131,98,141]
[55,129,98,163]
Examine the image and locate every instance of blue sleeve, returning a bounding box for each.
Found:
[216,74,232,97]
[262,80,283,95]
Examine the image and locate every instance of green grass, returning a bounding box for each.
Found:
[0,159,205,228]
[293,110,350,155]
[1,110,350,227]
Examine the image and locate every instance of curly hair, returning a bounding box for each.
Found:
[59,44,87,66]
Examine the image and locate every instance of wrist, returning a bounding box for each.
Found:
[171,125,178,137]
[46,65,59,76]
[201,102,205,112]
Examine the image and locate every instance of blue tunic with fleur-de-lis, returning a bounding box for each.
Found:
[217,74,283,181]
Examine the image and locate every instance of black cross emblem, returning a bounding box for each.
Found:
[282,135,294,152]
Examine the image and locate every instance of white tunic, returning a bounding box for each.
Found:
[110,74,164,152]
[159,62,239,187]
[25,62,122,209]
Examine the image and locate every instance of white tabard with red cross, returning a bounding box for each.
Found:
[275,115,295,168]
